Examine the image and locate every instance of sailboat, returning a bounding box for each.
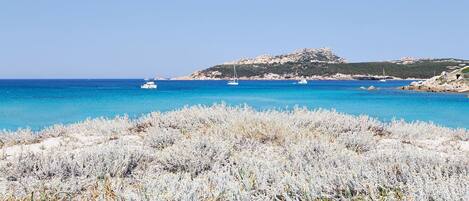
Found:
[379,68,387,82]
[227,65,239,86]
[298,78,308,85]
[295,66,308,85]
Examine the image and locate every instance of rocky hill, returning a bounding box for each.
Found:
[401,67,469,93]
[223,48,346,65]
[188,48,468,80]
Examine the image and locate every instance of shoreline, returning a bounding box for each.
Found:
[400,85,469,93]
[170,75,421,81]
[399,68,469,94]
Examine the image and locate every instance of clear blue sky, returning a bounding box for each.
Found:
[0,0,468,78]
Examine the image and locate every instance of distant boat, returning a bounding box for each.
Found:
[379,68,387,82]
[141,80,157,89]
[367,86,377,90]
[227,65,239,86]
[297,78,308,85]
[295,66,308,85]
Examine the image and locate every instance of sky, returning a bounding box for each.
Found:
[0,0,468,79]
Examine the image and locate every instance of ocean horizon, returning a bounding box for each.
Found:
[1,79,468,131]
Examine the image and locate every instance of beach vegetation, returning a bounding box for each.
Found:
[0,105,468,200]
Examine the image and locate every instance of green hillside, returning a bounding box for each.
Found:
[201,60,467,79]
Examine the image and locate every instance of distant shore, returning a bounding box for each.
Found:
[171,73,420,81]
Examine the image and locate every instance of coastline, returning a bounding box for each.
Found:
[1,105,468,200]
[400,67,469,93]
[171,74,417,81]
[400,85,469,93]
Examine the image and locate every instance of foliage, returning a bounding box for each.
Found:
[0,105,468,200]
[462,67,469,74]
[202,60,467,79]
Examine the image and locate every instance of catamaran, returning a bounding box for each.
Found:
[141,80,157,89]
[379,68,387,82]
[227,65,239,86]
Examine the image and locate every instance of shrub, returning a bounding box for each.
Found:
[0,105,468,200]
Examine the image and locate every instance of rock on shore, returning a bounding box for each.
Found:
[401,67,469,93]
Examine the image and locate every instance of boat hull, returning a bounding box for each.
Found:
[141,85,157,89]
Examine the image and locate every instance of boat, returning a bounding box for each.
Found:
[297,78,308,85]
[227,65,239,86]
[379,68,387,82]
[141,80,157,89]
[367,86,377,90]
[294,66,308,85]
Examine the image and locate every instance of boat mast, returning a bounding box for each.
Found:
[296,65,301,80]
[233,65,238,81]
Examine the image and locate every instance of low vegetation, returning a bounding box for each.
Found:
[462,67,469,74]
[203,60,466,79]
[0,104,468,200]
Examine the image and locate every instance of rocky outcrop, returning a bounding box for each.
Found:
[223,48,346,65]
[401,67,469,93]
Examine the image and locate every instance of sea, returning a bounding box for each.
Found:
[0,79,468,131]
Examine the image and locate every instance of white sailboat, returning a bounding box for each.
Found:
[227,65,239,86]
[295,66,307,85]
[379,68,387,82]
[298,78,308,85]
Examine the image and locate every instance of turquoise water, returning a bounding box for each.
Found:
[0,79,468,130]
